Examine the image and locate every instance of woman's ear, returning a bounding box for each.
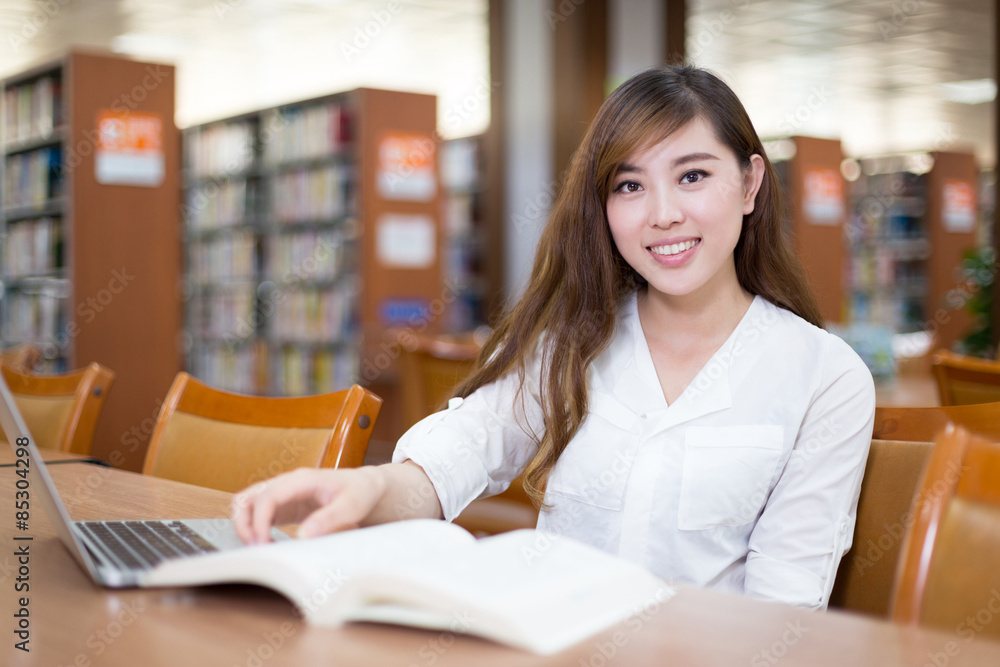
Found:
[742,154,766,215]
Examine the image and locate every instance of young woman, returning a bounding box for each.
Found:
[233,65,875,610]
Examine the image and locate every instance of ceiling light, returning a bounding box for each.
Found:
[840,159,861,182]
[763,138,796,162]
[111,33,187,61]
[939,79,996,105]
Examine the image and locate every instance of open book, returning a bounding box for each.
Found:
[145,519,673,654]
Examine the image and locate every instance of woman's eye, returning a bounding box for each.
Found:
[614,180,641,193]
[681,170,707,184]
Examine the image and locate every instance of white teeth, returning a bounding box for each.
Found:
[651,240,698,256]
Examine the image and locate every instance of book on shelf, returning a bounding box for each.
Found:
[3,75,61,144]
[270,283,356,343]
[261,101,349,166]
[267,229,347,282]
[146,519,672,655]
[847,167,931,331]
[272,345,358,395]
[3,217,61,277]
[184,178,251,230]
[2,287,66,352]
[270,164,350,223]
[189,340,264,394]
[190,286,256,340]
[185,121,255,179]
[189,232,257,284]
[3,147,63,209]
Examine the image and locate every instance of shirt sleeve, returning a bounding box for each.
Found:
[744,336,876,610]
[391,364,544,522]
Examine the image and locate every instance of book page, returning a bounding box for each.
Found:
[145,519,476,611]
[334,529,673,654]
[147,521,671,654]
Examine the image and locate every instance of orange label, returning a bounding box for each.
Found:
[804,167,842,199]
[803,167,843,225]
[378,132,435,173]
[942,179,975,233]
[97,110,163,152]
[376,132,437,202]
[944,180,974,213]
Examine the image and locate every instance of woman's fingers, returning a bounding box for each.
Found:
[297,467,386,537]
[231,467,388,544]
[231,482,268,543]
[232,469,335,544]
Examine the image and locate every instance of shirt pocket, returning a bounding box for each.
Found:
[678,425,785,530]
[545,395,640,511]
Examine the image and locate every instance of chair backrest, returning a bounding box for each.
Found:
[828,438,932,615]
[931,349,1000,406]
[0,362,115,455]
[890,424,1000,640]
[830,401,1000,616]
[398,333,481,428]
[873,402,1000,441]
[397,332,537,532]
[143,372,382,493]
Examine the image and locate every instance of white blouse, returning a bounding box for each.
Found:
[392,293,876,609]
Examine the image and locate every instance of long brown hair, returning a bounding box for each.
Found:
[457,65,822,507]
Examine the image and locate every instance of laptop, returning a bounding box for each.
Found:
[0,371,289,588]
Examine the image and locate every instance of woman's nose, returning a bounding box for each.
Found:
[649,187,683,228]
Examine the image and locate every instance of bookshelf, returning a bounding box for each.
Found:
[440,135,487,331]
[847,163,928,333]
[181,88,443,408]
[0,50,181,472]
[846,151,979,350]
[2,67,66,367]
[776,136,849,324]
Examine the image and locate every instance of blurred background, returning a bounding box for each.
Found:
[0,0,995,466]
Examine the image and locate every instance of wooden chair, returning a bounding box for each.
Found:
[0,362,115,455]
[399,332,482,428]
[872,402,1000,442]
[143,372,382,493]
[398,332,538,535]
[931,348,1000,406]
[0,344,42,374]
[890,424,1000,640]
[829,401,1000,617]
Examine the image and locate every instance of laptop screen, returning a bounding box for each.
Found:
[0,371,102,579]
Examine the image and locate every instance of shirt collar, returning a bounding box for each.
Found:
[595,291,764,429]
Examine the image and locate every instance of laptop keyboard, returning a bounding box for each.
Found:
[77,520,219,571]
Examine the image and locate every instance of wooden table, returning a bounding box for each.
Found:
[3,463,1000,666]
[0,448,104,467]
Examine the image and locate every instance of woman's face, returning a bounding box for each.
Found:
[606,116,764,306]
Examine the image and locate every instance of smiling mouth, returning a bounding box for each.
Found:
[649,239,700,256]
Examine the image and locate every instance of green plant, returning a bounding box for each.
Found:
[956,245,996,358]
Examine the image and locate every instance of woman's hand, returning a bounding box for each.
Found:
[232,466,388,544]
[231,461,443,544]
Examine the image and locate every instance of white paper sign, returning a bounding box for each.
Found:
[376,214,436,268]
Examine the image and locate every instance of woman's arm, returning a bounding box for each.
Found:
[232,363,544,544]
[744,339,876,609]
[232,461,442,544]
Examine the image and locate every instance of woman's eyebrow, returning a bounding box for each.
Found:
[672,152,719,168]
[616,162,643,175]
[617,152,720,174]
